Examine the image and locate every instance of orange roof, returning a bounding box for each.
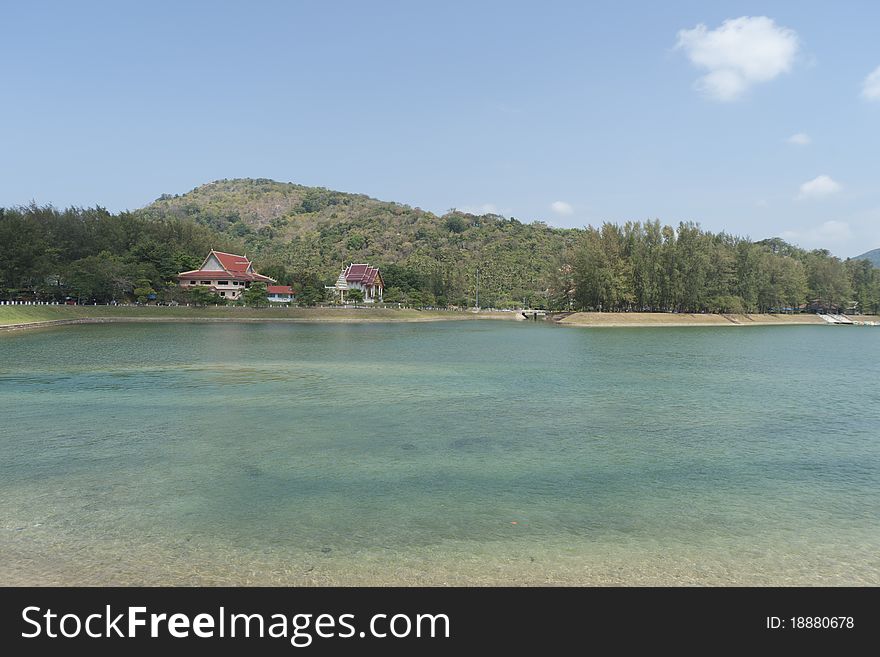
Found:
[267,285,294,295]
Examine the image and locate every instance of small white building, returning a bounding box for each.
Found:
[267,285,295,303]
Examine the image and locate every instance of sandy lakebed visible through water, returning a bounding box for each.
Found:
[1,320,878,585]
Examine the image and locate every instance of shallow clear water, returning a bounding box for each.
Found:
[1,321,878,585]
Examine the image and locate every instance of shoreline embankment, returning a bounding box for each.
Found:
[550,311,880,327]
[2,305,877,332]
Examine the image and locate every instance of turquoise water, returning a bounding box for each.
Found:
[1,321,878,585]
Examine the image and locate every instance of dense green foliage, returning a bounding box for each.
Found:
[240,282,269,307]
[2,178,878,313]
[137,179,574,308]
[560,224,879,314]
[0,204,228,303]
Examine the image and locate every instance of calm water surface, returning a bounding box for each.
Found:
[1,321,878,584]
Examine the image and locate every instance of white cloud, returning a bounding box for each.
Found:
[787,132,811,145]
[862,65,880,100]
[797,175,842,199]
[550,201,573,216]
[676,16,799,101]
[781,208,880,256]
[782,221,852,245]
[458,203,505,216]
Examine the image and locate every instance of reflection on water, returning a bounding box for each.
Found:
[1,321,879,585]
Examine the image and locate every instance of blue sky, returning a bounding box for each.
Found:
[1,1,878,256]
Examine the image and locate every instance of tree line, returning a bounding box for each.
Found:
[0,205,328,305]
[1,205,877,313]
[551,221,878,314]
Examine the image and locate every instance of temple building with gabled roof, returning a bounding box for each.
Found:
[326,263,384,303]
[177,250,275,301]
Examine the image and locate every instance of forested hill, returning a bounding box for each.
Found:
[136,178,577,307]
[1,177,878,312]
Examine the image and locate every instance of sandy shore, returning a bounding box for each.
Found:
[4,533,872,586]
[554,312,880,327]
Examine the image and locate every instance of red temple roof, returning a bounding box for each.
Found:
[177,270,274,282]
[212,251,252,273]
[344,264,382,286]
[267,285,294,295]
[177,250,276,283]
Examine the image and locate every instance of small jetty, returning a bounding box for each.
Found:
[520,310,547,321]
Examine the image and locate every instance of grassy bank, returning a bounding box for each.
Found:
[0,305,520,329]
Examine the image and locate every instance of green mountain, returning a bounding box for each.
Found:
[3,178,878,312]
[138,178,577,307]
[853,248,880,268]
